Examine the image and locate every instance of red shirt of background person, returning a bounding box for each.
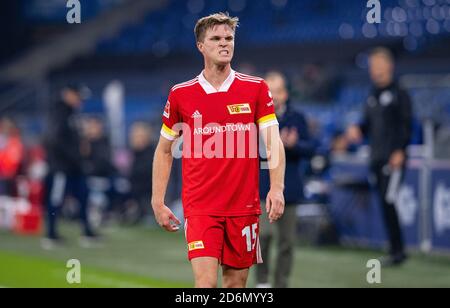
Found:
[151,13,286,288]
[0,118,24,179]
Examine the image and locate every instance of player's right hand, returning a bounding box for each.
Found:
[152,203,181,232]
[266,188,285,224]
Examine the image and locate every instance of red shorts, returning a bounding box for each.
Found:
[184,215,262,269]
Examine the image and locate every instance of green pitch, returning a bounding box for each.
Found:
[0,251,187,288]
[1,222,450,288]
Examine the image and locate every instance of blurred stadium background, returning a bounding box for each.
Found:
[1,0,450,287]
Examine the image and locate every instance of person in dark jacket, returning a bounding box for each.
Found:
[124,121,155,224]
[347,47,412,266]
[256,71,316,288]
[81,116,114,179]
[42,84,96,248]
[80,116,115,227]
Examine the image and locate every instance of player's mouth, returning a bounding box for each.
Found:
[219,50,229,55]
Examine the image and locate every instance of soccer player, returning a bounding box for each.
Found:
[151,12,286,288]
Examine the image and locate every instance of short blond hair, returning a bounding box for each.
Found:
[194,12,239,42]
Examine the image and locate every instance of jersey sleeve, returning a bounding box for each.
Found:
[160,90,181,141]
[255,80,279,130]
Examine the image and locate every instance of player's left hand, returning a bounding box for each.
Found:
[266,188,285,224]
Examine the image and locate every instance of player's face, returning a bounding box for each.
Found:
[198,24,235,66]
[369,54,394,88]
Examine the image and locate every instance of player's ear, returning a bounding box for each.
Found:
[197,41,203,53]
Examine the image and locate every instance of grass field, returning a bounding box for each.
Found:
[1,222,450,288]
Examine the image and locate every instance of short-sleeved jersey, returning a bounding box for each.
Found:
[160,70,278,217]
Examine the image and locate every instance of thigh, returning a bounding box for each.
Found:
[223,215,262,269]
[185,216,225,263]
[222,265,249,288]
[191,256,220,287]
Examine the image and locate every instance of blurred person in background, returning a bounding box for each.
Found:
[81,115,114,180]
[124,121,155,224]
[256,71,316,288]
[152,12,285,288]
[346,47,412,266]
[81,115,115,227]
[42,84,97,249]
[0,117,24,196]
[24,145,48,207]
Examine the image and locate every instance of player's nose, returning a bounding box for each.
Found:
[219,38,228,46]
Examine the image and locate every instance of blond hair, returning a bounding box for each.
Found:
[194,12,239,42]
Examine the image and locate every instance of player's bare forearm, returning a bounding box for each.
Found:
[151,136,181,232]
[261,126,286,223]
[269,138,285,191]
[151,136,174,208]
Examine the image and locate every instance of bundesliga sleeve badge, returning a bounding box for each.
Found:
[163,100,170,118]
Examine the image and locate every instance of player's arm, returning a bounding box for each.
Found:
[152,90,182,233]
[260,125,286,223]
[151,135,181,232]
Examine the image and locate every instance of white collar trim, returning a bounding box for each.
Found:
[198,69,235,94]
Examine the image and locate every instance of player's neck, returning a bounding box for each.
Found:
[202,64,232,91]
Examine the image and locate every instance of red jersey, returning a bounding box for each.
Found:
[160,70,278,217]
